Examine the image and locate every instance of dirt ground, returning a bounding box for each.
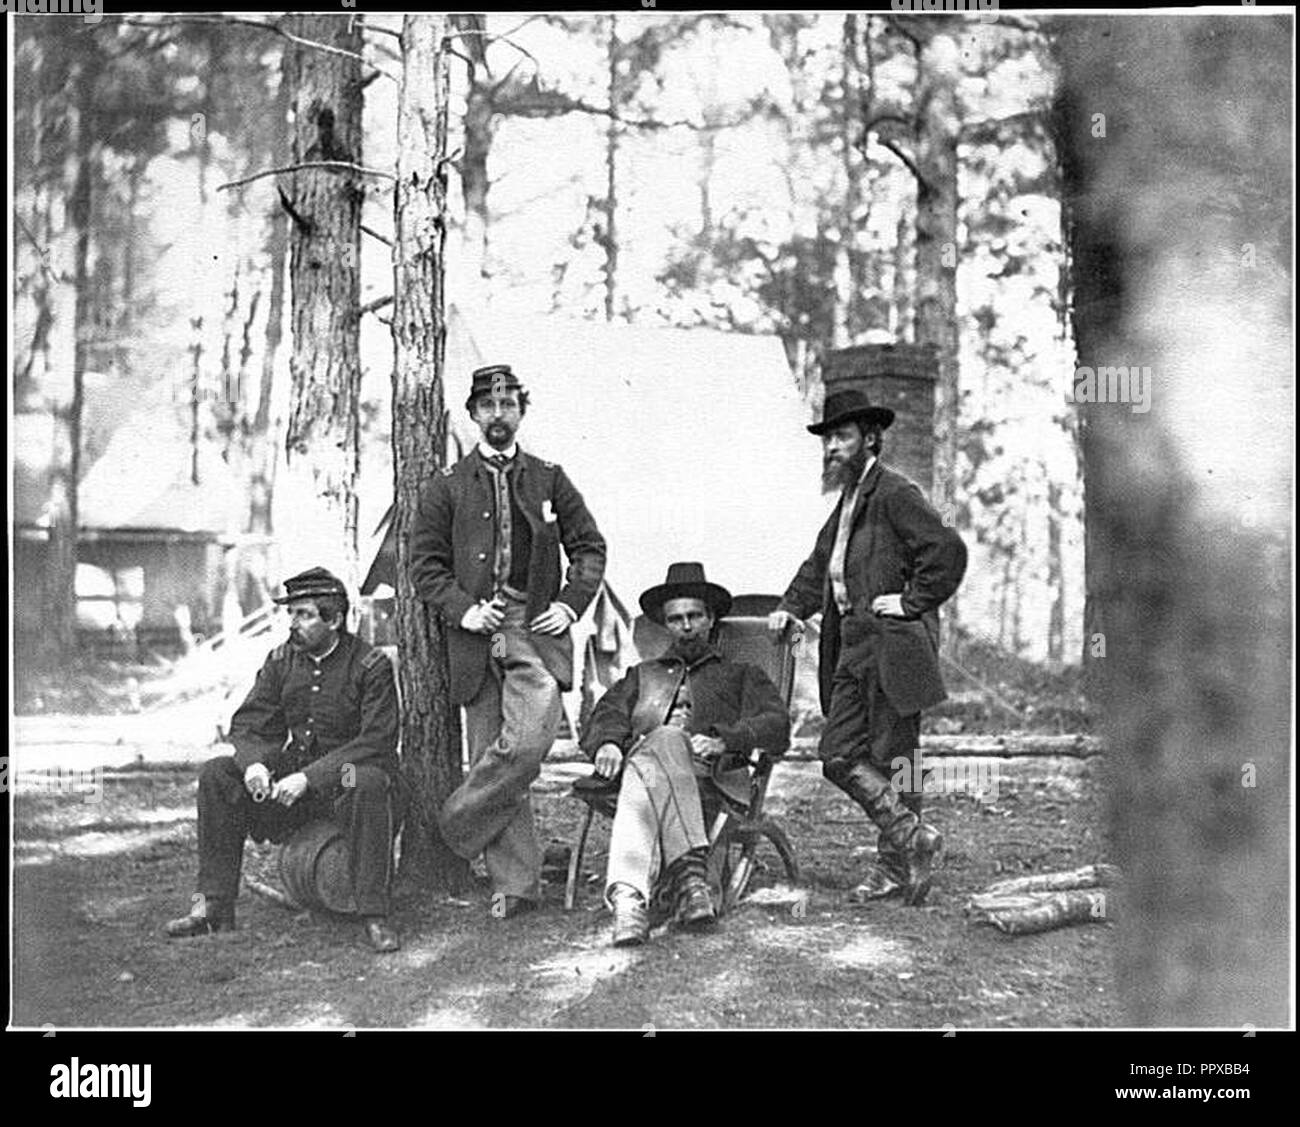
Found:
[12,753,1118,1030]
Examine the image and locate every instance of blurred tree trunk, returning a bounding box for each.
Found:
[1055,15,1290,1026]
[832,14,863,349]
[42,57,99,664]
[1045,478,1065,669]
[249,61,291,542]
[913,24,962,650]
[391,13,470,894]
[454,13,494,294]
[281,13,364,590]
[602,14,621,323]
[891,209,912,341]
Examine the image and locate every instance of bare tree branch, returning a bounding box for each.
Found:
[864,113,914,134]
[359,294,393,316]
[115,15,399,84]
[878,136,926,188]
[361,224,393,248]
[218,161,396,193]
[359,21,402,42]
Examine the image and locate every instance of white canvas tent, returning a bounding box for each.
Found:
[442,304,831,611]
[365,305,833,728]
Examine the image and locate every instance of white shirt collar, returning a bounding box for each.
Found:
[478,440,519,462]
[847,454,877,495]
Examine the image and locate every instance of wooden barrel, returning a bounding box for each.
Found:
[277,819,357,915]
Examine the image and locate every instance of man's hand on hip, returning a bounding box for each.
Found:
[530,602,574,636]
[871,593,906,618]
[271,772,308,807]
[594,743,623,779]
[461,598,505,634]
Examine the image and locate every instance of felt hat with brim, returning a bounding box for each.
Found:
[273,566,348,605]
[639,562,732,625]
[808,388,894,435]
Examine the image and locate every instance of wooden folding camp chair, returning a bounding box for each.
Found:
[563,605,800,915]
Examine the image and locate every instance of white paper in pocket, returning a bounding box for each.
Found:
[541,499,556,523]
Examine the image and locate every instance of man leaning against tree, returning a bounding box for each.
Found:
[410,364,607,919]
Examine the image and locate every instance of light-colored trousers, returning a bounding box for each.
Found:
[439,600,562,900]
[605,726,711,906]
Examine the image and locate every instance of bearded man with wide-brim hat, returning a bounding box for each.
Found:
[769,388,967,906]
[579,562,791,947]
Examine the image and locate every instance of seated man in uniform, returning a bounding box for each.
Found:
[164,567,406,953]
[580,563,791,947]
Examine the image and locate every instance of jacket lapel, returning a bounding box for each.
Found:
[849,459,882,529]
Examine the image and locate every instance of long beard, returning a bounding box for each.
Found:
[669,635,711,663]
[484,420,516,449]
[821,445,869,494]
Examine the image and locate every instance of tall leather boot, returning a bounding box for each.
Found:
[667,846,716,927]
[825,759,943,906]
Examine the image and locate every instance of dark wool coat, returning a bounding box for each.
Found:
[580,647,791,765]
[409,448,607,705]
[229,634,400,793]
[778,460,967,716]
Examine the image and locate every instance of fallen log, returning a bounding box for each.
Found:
[970,889,1111,935]
[981,863,1120,899]
[244,876,297,909]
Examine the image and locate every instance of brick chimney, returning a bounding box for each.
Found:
[819,343,939,495]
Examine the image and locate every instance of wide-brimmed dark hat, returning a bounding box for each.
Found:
[273,566,348,605]
[808,388,894,435]
[639,562,732,625]
[467,363,524,403]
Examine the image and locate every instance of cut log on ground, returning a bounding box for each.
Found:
[982,863,1120,899]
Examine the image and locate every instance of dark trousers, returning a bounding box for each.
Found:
[819,614,923,862]
[196,756,406,917]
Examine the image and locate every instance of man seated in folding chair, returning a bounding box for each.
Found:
[577,562,791,947]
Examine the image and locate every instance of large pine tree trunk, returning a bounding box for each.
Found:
[280,14,364,591]
[1055,15,1290,1026]
[42,60,97,664]
[248,59,292,545]
[833,13,865,349]
[459,22,496,299]
[391,13,470,893]
[913,26,962,649]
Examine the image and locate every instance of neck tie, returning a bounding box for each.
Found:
[486,454,513,588]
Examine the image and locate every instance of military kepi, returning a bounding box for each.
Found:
[808,388,895,435]
[468,363,524,400]
[273,566,348,604]
[639,562,733,625]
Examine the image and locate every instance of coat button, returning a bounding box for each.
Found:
[478,552,487,560]
[312,686,320,692]
[483,511,491,519]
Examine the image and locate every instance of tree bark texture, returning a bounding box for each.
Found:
[42,59,97,663]
[913,27,962,651]
[1054,15,1291,1026]
[281,13,364,589]
[391,13,470,893]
